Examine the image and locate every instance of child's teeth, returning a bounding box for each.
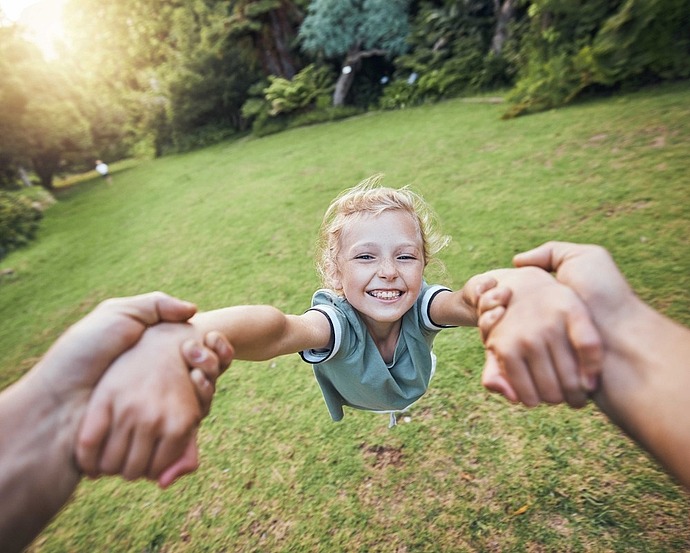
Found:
[371,291,400,299]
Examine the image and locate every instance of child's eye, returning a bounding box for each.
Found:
[355,254,374,260]
[398,254,417,260]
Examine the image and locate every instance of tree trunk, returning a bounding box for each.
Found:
[333,67,356,107]
[267,3,299,78]
[332,47,389,106]
[490,0,517,56]
[31,152,59,190]
[18,167,32,187]
[254,0,302,78]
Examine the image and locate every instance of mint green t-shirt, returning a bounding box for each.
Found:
[300,283,452,421]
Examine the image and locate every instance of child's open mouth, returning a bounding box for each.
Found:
[368,290,403,300]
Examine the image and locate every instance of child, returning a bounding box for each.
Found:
[76,176,602,480]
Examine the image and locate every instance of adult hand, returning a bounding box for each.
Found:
[0,292,230,553]
[34,292,200,406]
[506,241,690,489]
[477,266,602,407]
[512,241,636,329]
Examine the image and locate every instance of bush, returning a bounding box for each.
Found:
[242,65,340,136]
[0,190,43,260]
[504,0,690,118]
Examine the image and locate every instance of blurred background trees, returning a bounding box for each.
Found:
[0,0,688,189]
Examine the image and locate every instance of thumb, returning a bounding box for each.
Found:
[512,242,560,271]
[481,350,518,403]
[105,292,198,327]
[157,435,200,489]
[566,303,604,392]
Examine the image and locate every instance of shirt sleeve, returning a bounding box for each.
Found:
[419,284,456,331]
[299,304,343,363]
[299,289,349,364]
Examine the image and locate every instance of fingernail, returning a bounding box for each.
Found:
[582,375,598,392]
[190,345,207,363]
[214,337,229,357]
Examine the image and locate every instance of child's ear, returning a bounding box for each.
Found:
[326,260,342,291]
[332,271,343,292]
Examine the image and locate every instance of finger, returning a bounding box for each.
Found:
[462,273,497,308]
[523,340,563,405]
[205,331,234,375]
[566,305,604,392]
[157,436,200,489]
[75,403,112,478]
[481,350,518,402]
[103,292,197,327]
[120,421,158,481]
[548,338,588,408]
[478,306,506,342]
[512,241,568,272]
[98,422,134,476]
[489,341,541,406]
[147,423,195,479]
[180,339,220,383]
[190,368,215,417]
[478,287,511,313]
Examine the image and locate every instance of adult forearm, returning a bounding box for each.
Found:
[0,372,83,552]
[592,298,690,489]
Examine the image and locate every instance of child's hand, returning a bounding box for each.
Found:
[75,323,228,483]
[182,330,235,417]
[154,331,235,489]
[471,285,518,402]
[477,267,603,408]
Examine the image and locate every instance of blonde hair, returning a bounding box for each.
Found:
[316,174,450,292]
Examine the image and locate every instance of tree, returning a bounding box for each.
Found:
[299,0,411,106]
[225,0,305,79]
[0,25,37,188]
[0,24,92,189]
[63,0,261,156]
[490,0,518,56]
[23,96,92,189]
[505,0,690,117]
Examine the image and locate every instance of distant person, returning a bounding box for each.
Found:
[478,241,690,489]
[0,292,234,553]
[95,159,112,184]
[75,176,602,479]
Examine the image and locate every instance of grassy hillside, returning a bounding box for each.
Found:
[2,82,689,552]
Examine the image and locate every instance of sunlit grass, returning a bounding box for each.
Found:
[2,82,689,552]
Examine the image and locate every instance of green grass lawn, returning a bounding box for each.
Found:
[2,82,689,552]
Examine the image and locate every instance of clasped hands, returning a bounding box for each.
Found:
[69,242,615,487]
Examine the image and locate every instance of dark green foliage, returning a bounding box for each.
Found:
[584,0,690,85]
[382,1,521,108]
[505,0,690,117]
[224,0,305,78]
[299,0,410,59]
[264,64,334,115]
[241,64,340,135]
[0,191,42,260]
[299,0,411,105]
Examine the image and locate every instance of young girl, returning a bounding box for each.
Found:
[76,176,601,481]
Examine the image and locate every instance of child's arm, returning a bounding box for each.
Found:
[475,267,603,408]
[76,305,332,481]
[427,273,499,327]
[188,305,332,361]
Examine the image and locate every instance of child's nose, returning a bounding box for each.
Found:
[377,258,398,278]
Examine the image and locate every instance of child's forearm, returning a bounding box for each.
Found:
[189,305,324,361]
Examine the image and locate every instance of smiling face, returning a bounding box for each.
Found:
[334,209,425,334]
